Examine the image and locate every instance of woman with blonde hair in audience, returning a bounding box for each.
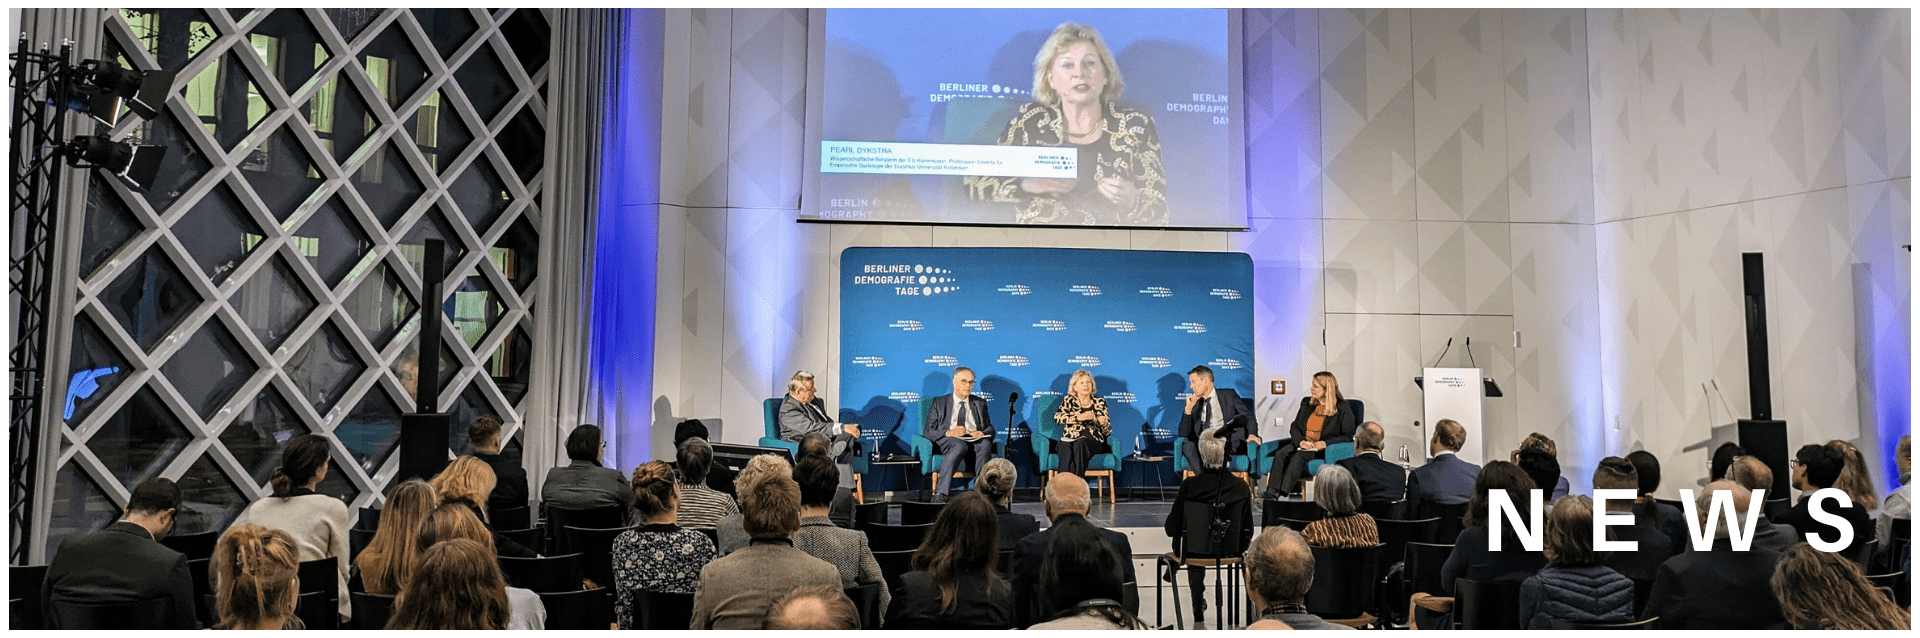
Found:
[226,434,350,622]
[1826,440,1879,513]
[1770,542,1909,629]
[612,460,715,629]
[431,455,535,557]
[210,524,303,630]
[353,478,439,595]
[415,504,546,629]
[388,538,512,630]
[1302,464,1380,548]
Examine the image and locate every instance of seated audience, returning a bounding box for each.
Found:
[885,491,1015,629]
[979,458,1039,550]
[469,415,528,511]
[1782,443,1872,555]
[1769,542,1910,630]
[1335,421,1407,506]
[415,503,546,629]
[353,478,440,595]
[432,455,535,558]
[1518,496,1634,629]
[763,584,861,630]
[210,524,302,630]
[1406,419,1479,518]
[1162,431,1252,625]
[795,432,856,527]
[1876,435,1909,568]
[1590,457,1673,582]
[690,465,840,629]
[1244,526,1353,630]
[674,419,737,497]
[1625,450,1688,549]
[42,478,195,629]
[1028,518,1148,630]
[1411,461,1547,630]
[673,437,738,531]
[227,434,350,622]
[792,454,889,617]
[1827,439,1879,514]
[1511,433,1570,499]
[1014,473,1136,626]
[613,461,716,629]
[1642,481,1785,629]
[1302,464,1380,549]
[1724,455,1800,553]
[1709,442,1745,482]
[1515,449,1562,502]
[542,424,633,511]
[714,454,790,556]
[387,539,512,630]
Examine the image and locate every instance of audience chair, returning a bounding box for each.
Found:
[1030,412,1120,504]
[541,588,615,630]
[1306,545,1382,627]
[1374,516,1438,623]
[187,557,216,626]
[870,549,916,594]
[846,582,885,629]
[348,527,376,561]
[1552,617,1657,630]
[997,548,1014,575]
[862,522,932,552]
[12,564,48,629]
[1426,502,1469,543]
[560,524,635,590]
[1270,517,1316,532]
[1864,571,1904,605]
[1454,578,1522,630]
[349,592,395,630]
[1173,438,1252,482]
[47,596,175,629]
[356,506,381,531]
[632,589,695,630]
[763,398,868,500]
[1154,499,1250,630]
[491,505,532,531]
[543,505,627,552]
[497,526,542,556]
[854,501,890,529]
[900,500,947,526]
[695,527,719,550]
[1403,542,1454,608]
[1630,578,1653,617]
[498,553,585,593]
[1358,499,1409,521]
[1260,497,1325,529]
[294,557,341,629]
[158,530,219,561]
[9,598,30,629]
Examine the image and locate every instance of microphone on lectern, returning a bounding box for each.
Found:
[1432,338,1453,367]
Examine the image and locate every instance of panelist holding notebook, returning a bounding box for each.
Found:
[1178,364,1257,474]
[925,366,996,498]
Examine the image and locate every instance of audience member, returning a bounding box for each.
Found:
[689,466,840,629]
[1876,435,1909,568]
[431,455,535,557]
[795,432,856,527]
[1162,431,1252,625]
[1709,442,1745,482]
[353,478,440,595]
[673,419,737,497]
[42,478,195,629]
[1028,518,1147,630]
[1406,419,1479,519]
[209,524,302,630]
[468,415,527,511]
[1412,461,1546,630]
[1769,542,1910,630]
[386,539,512,630]
[1590,457,1673,581]
[1515,448,1563,501]
[1782,443,1871,555]
[792,454,890,617]
[415,503,546,629]
[713,454,790,556]
[885,492,1015,629]
[1512,432,1570,499]
[542,424,634,511]
[673,437,739,531]
[764,584,861,630]
[1827,440,1879,514]
[1302,464,1379,549]
[1244,526,1353,631]
[1013,472,1137,626]
[613,461,716,629]
[1335,421,1407,506]
[1518,496,1634,629]
[1724,456,1800,553]
[979,458,1039,549]
[226,434,350,622]
[1642,481,1785,629]
[1625,450,1688,549]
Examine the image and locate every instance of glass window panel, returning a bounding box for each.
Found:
[182,51,270,151]
[499,9,551,76]
[387,336,460,409]
[491,213,538,295]
[406,89,473,175]
[119,9,217,76]
[240,126,325,223]
[79,173,145,282]
[343,263,418,349]
[171,182,262,284]
[415,9,478,62]
[64,314,134,427]
[219,385,307,486]
[500,428,522,466]
[303,70,375,165]
[450,380,502,455]
[227,8,252,22]
[233,254,317,351]
[335,387,402,474]
[316,459,361,504]
[174,454,248,536]
[87,384,193,488]
[489,322,531,407]
[160,319,258,420]
[449,157,512,234]
[453,43,515,124]
[44,463,120,563]
[358,22,429,110]
[445,267,505,352]
[248,10,331,99]
[286,320,365,415]
[124,112,214,215]
[398,204,469,282]
[292,195,374,287]
[497,103,544,186]
[323,8,382,44]
[101,246,205,353]
[348,139,427,230]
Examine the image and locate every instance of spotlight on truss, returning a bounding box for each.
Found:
[65,135,167,192]
[66,60,173,126]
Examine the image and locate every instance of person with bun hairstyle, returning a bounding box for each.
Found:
[353,478,439,595]
[979,458,1038,550]
[226,434,351,622]
[210,524,303,630]
[612,460,716,629]
[414,503,546,629]
[387,538,512,630]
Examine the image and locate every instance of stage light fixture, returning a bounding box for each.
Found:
[65,60,173,126]
[65,135,168,192]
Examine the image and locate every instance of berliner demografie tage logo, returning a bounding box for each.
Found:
[998,284,1031,296]
[1175,322,1207,334]
[1070,284,1102,296]
[1066,355,1101,367]
[1209,288,1242,300]
[924,355,959,367]
[1032,319,1067,331]
[1208,358,1243,370]
[1138,356,1172,369]
[853,262,958,296]
[1103,320,1136,332]
[996,355,1029,367]
[888,319,924,331]
[962,319,994,331]
[852,356,886,367]
[1139,286,1173,298]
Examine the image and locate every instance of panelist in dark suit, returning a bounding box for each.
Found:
[1177,365,1255,475]
[780,370,860,490]
[1406,419,1480,518]
[924,366,995,497]
[1267,371,1356,497]
[1336,421,1407,505]
[42,478,197,629]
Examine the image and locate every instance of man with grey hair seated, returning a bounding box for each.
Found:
[779,370,861,493]
[1641,481,1785,629]
[1244,526,1353,630]
[714,454,795,556]
[1163,429,1253,627]
[1009,473,1137,627]
[763,584,861,629]
[1335,421,1407,506]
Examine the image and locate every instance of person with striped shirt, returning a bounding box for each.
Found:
[674,437,738,530]
[1302,464,1380,549]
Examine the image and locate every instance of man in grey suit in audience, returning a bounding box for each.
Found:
[1405,419,1479,519]
[780,371,860,491]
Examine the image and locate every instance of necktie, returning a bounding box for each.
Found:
[956,398,971,432]
[1198,396,1211,428]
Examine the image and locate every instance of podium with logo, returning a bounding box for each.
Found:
[1415,367,1499,466]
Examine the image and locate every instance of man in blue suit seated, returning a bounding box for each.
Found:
[1177,365,1256,474]
[924,366,994,499]
[1406,419,1480,518]
[780,370,860,491]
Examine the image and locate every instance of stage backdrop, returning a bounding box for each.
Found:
[839,247,1253,487]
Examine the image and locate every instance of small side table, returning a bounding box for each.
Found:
[1123,455,1171,501]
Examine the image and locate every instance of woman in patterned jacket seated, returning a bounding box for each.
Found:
[611,461,717,629]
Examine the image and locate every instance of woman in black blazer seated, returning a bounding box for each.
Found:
[1267,371,1357,497]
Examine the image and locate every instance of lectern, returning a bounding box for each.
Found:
[1416,368,1494,465]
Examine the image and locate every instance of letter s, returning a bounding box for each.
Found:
[1805,488,1855,553]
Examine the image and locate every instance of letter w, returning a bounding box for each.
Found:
[1680,488,1765,551]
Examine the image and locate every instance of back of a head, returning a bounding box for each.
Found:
[631,461,679,519]
[1312,464,1361,517]
[416,502,495,555]
[1795,444,1844,489]
[389,538,509,630]
[270,434,332,498]
[1825,440,1878,511]
[1710,442,1745,481]
[1432,419,1465,454]
[1518,432,1558,458]
[212,524,300,629]
[1591,456,1639,493]
[792,454,840,508]
[1624,450,1662,495]
[978,458,1017,506]
[1516,449,1561,495]
[742,471,802,539]
[673,419,710,447]
[1770,542,1912,630]
[1044,472,1093,517]
[1354,422,1384,453]
[734,453,791,497]
[1543,496,1606,566]
[1727,456,1774,495]
[430,455,497,511]
[566,424,603,464]
[797,432,832,460]
[1038,517,1136,627]
[1468,460,1536,528]
[468,415,503,452]
[764,584,860,630]
[1198,428,1228,470]
[127,478,183,516]
[1695,481,1751,539]
[677,437,713,484]
[913,491,1001,613]
[358,478,441,595]
[1245,526,1314,606]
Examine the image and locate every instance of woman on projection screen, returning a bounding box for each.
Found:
[965,23,1167,226]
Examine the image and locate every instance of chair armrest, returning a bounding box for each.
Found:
[758,437,798,453]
